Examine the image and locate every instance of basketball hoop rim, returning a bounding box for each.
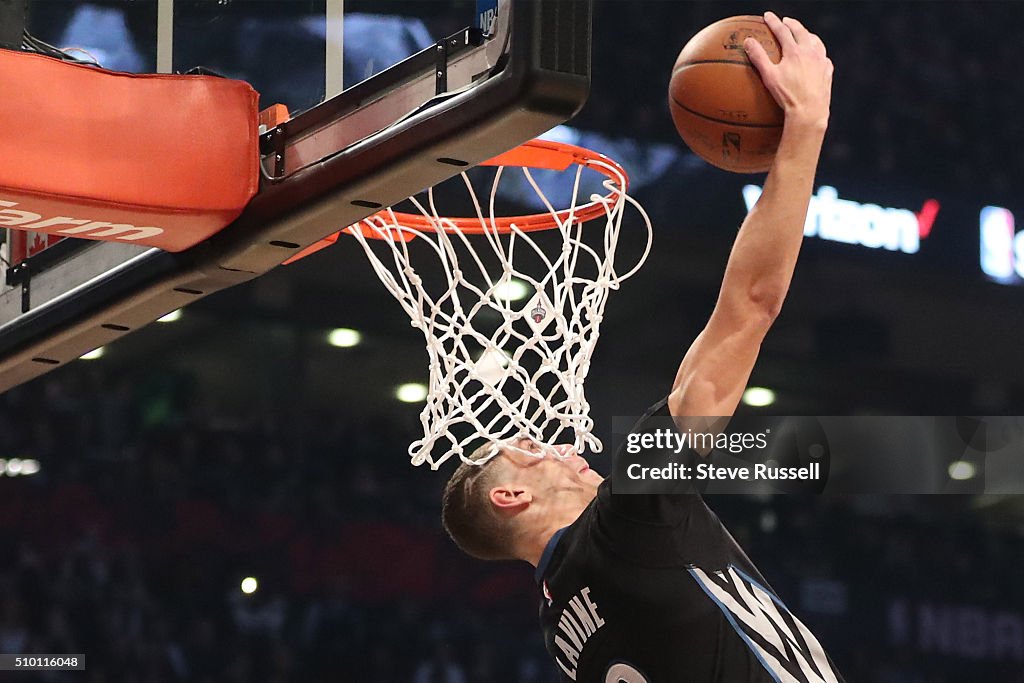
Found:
[351,138,630,236]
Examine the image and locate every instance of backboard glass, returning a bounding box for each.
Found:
[22,0,464,110]
[0,0,593,392]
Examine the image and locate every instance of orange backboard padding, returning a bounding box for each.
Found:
[0,49,260,253]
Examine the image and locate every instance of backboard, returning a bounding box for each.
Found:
[0,0,593,392]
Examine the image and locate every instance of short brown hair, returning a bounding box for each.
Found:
[441,442,517,561]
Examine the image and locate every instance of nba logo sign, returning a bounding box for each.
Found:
[980,206,1023,283]
[476,0,499,34]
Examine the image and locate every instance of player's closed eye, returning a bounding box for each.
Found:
[517,438,542,453]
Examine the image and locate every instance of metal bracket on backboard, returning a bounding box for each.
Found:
[6,259,31,314]
[435,39,449,96]
[6,238,85,289]
[260,126,286,179]
[437,28,486,96]
[6,237,91,313]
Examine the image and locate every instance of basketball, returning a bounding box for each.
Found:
[669,15,784,173]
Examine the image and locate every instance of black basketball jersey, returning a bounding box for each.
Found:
[536,398,845,683]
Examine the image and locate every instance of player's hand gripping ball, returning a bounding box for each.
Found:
[669,15,784,173]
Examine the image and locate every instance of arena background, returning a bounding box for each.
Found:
[2,1,1024,681]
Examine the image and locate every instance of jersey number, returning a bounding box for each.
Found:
[605,662,649,683]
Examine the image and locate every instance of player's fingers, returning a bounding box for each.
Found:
[806,31,828,58]
[781,16,813,46]
[763,11,797,52]
[743,37,775,78]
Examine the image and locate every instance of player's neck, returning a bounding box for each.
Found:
[521,526,559,568]
[521,505,587,567]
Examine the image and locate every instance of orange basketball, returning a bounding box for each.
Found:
[669,16,783,173]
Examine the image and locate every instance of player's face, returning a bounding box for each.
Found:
[501,437,605,495]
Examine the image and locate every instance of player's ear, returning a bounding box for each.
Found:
[489,484,533,512]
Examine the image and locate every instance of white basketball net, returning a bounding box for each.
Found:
[346,146,652,468]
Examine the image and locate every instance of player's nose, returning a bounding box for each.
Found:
[552,444,592,473]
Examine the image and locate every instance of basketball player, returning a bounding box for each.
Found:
[442,12,841,682]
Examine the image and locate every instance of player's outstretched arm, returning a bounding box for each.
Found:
[668,12,833,420]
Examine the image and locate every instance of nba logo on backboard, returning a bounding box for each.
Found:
[476,0,499,34]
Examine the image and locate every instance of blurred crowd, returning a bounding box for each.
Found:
[0,369,549,682]
[1,367,1023,682]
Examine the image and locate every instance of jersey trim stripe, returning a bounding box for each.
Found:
[689,564,840,683]
[690,566,784,683]
[536,526,570,583]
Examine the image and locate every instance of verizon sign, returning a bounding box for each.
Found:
[742,185,939,255]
